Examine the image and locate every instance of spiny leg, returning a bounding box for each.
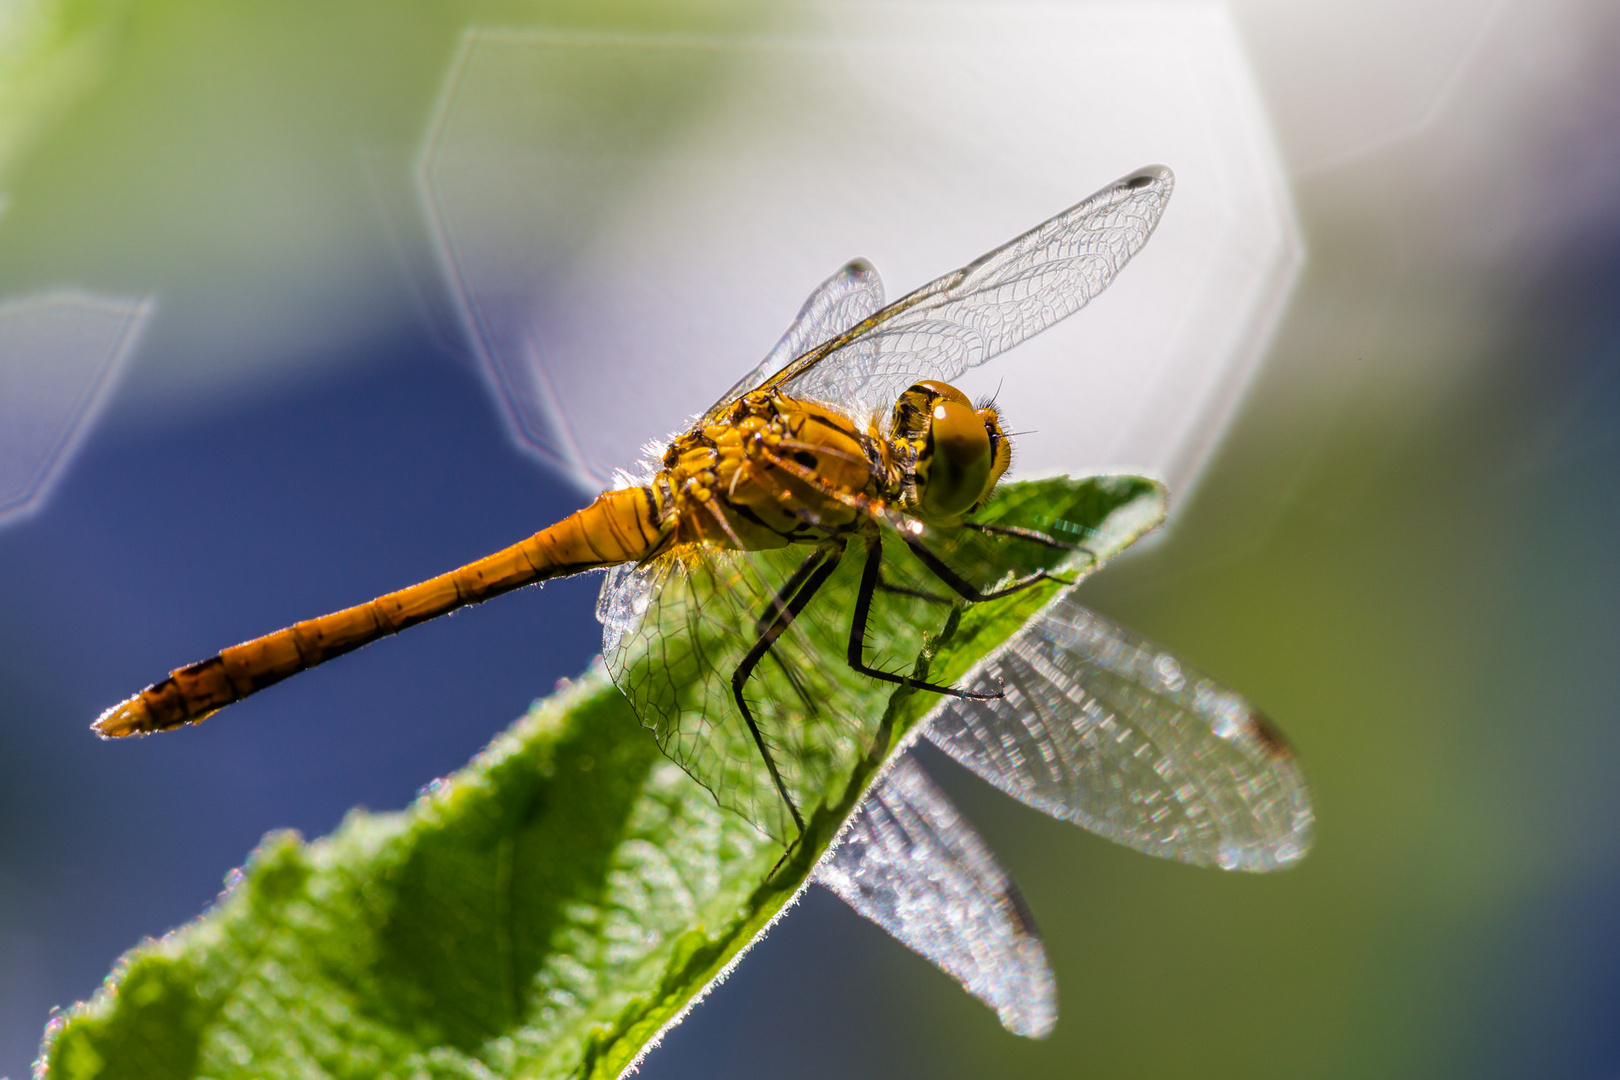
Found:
[731,542,845,836]
[874,574,953,605]
[771,651,821,719]
[904,536,1071,603]
[962,520,1096,560]
[754,548,835,636]
[846,536,1000,700]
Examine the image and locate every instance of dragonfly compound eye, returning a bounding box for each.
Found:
[916,392,994,520]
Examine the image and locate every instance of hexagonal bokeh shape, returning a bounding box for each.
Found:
[1237,0,1509,171]
[418,3,1299,506]
[0,292,151,526]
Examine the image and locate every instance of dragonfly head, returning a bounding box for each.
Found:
[893,380,1012,521]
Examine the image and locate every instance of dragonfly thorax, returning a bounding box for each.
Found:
[655,389,885,552]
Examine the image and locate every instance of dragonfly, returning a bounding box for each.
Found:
[95,166,1310,1027]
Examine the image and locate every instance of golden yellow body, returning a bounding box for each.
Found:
[93,388,918,737]
[91,163,1177,843]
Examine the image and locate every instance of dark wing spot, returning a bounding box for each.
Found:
[1247,708,1294,759]
[1123,173,1154,190]
[1000,881,1042,940]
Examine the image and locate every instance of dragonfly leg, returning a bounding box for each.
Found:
[962,520,1098,566]
[754,549,832,717]
[731,542,846,836]
[771,653,822,719]
[847,537,1001,700]
[875,573,952,605]
[753,549,834,635]
[904,537,1070,603]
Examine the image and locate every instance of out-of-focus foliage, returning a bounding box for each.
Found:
[0,0,131,184]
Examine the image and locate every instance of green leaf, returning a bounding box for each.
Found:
[37,474,1164,1080]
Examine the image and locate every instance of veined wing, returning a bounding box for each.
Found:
[814,755,1056,1039]
[753,165,1173,422]
[709,259,885,413]
[596,474,1169,844]
[925,588,1312,871]
[597,530,953,844]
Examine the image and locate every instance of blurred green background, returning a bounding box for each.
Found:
[3,1,1619,1078]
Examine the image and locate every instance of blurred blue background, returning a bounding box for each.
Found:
[3,1,1620,1077]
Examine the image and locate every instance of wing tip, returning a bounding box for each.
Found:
[1246,707,1296,761]
[1118,163,1174,192]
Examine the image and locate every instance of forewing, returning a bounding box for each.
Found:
[766,165,1174,418]
[597,534,950,844]
[925,589,1312,871]
[703,259,885,420]
[813,755,1056,1038]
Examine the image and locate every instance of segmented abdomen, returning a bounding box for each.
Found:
[94,486,663,736]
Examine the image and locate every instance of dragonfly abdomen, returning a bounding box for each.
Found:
[93,486,665,738]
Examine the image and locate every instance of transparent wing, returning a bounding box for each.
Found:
[926,589,1312,871]
[704,258,885,417]
[758,165,1173,420]
[596,532,952,843]
[595,475,1172,845]
[814,755,1056,1038]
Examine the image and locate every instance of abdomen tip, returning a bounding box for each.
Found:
[92,699,148,739]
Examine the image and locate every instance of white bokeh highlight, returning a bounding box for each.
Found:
[1234,0,1511,173]
[414,5,1305,1047]
[419,2,1300,504]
